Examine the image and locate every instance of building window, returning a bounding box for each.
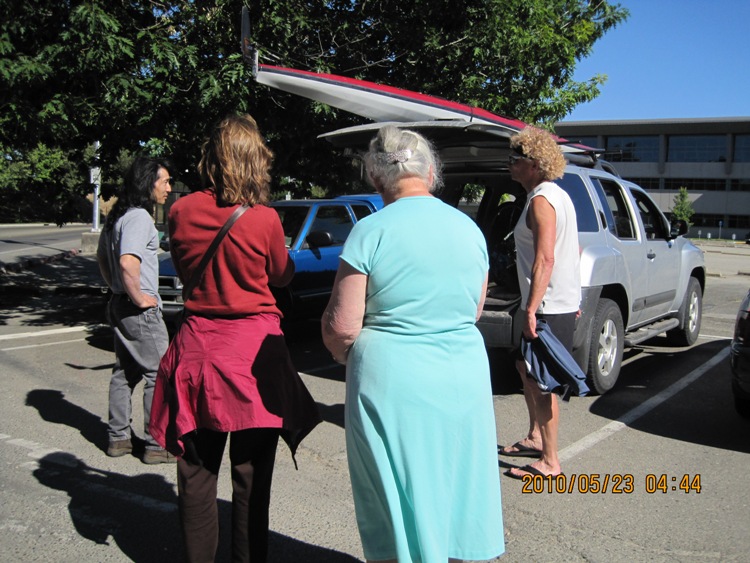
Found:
[667,135,727,162]
[730,179,750,192]
[735,134,750,162]
[664,178,727,191]
[692,214,725,228]
[728,215,750,229]
[604,136,659,162]
[624,177,660,190]
[566,136,601,150]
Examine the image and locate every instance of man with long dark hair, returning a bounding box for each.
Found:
[97,156,174,464]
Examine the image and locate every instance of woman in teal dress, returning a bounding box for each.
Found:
[322,126,504,563]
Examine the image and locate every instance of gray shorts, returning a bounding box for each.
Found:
[514,311,577,360]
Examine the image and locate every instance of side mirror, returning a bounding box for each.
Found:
[670,220,688,238]
[306,230,334,248]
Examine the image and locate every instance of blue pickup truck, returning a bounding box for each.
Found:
[158,194,383,323]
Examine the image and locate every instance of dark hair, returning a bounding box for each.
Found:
[105,156,171,231]
[198,113,273,206]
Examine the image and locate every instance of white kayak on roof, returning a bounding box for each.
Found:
[252,63,591,154]
[240,6,590,154]
[254,64,526,132]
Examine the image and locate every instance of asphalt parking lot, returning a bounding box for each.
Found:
[1,238,749,562]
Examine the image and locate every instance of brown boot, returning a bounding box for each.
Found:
[142,448,177,464]
[106,439,133,457]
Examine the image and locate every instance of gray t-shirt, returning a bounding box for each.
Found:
[100,207,161,308]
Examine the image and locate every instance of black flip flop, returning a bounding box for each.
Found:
[498,441,542,458]
[504,464,564,480]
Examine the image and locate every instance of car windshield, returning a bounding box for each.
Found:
[273,206,309,247]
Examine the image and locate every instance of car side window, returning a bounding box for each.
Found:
[350,204,374,221]
[590,179,616,235]
[274,206,309,247]
[631,189,669,240]
[594,179,637,240]
[307,205,355,246]
[556,173,599,232]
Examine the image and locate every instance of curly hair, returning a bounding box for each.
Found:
[104,156,171,232]
[510,126,566,181]
[363,125,443,196]
[199,114,274,206]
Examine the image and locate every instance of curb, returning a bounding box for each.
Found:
[707,271,750,278]
[0,249,81,275]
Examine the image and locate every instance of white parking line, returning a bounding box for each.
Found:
[0,324,106,341]
[2,338,87,352]
[559,346,729,462]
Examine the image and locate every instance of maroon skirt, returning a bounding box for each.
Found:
[150,313,321,459]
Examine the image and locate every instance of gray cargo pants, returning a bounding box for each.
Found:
[107,294,169,449]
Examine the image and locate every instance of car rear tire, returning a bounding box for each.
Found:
[587,298,624,394]
[667,277,702,346]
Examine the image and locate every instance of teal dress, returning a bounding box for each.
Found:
[341,196,504,562]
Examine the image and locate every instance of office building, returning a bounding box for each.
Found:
[555,117,750,240]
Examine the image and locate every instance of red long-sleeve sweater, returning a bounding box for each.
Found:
[168,190,294,317]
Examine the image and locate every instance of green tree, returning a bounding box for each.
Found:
[0,143,88,223]
[1,1,192,222]
[671,187,695,226]
[1,0,629,223]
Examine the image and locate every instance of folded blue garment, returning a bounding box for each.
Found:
[521,319,590,401]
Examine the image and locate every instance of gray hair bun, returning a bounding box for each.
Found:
[365,126,442,194]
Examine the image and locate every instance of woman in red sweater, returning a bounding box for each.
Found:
[150,114,320,562]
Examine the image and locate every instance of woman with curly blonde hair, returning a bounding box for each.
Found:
[510,125,567,181]
[499,126,581,480]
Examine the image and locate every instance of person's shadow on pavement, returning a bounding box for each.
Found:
[33,452,184,561]
[34,452,362,562]
[26,389,109,454]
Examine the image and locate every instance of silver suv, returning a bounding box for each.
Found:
[324,121,705,394]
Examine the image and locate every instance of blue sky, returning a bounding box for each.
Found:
[563,0,749,121]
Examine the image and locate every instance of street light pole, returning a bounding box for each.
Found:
[90,140,101,232]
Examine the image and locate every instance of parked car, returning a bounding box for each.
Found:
[157,194,383,325]
[325,121,704,393]
[241,57,705,394]
[271,194,383,317]
[730,288,750,418]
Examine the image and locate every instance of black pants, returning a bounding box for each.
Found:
[177,428,280,563]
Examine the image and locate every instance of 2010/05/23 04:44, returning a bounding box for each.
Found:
[520,473,701,494]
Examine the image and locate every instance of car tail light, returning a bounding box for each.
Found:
[735,291,750,344]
